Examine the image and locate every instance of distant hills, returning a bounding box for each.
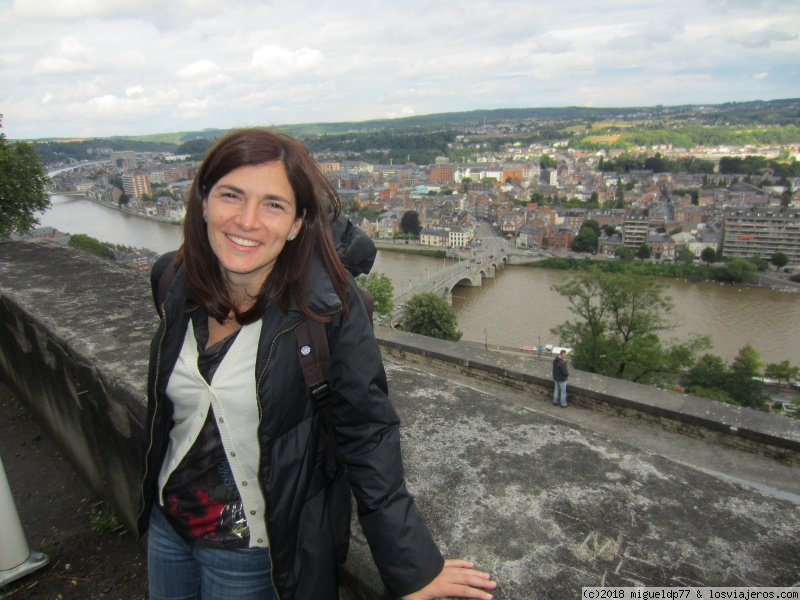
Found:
[26,98,800,166]
[28,98,800,145]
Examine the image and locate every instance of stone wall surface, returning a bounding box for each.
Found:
[1,239,798,598]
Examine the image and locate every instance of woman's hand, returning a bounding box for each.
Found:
[402,559,497,600]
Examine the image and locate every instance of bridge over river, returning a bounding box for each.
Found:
[389,249,507,323]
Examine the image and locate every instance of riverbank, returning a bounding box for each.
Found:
[522,256,800,294]
[51,192,183,226]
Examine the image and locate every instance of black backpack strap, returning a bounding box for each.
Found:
[151,251,179,319]
[358,288,374,325]
[295,319,336,482]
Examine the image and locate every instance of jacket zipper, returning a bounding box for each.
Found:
[136,304,169,527]
[257,308,340,599]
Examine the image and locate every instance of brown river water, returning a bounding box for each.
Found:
[41,195,799,365]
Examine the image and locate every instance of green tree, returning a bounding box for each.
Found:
[341,198,360,215]
[67,233,114,259]
[718,257,757,283]
[764,360,799,388]
[530,190,547,205]
[551,270,708,383]
[635,244,652,262]
[748,256,769,272]
[0,115,51,238]
[676,248,696,265]
[400,210,422,236]
[728,345,770,410]
[176,137,215,161]
[403,292,462,341]
[682,354,736,404]
[572,224,599,253]
[682,346,769,410]
[700,246,717,266]
[781,182,794,207]
[614,178,625,208]
[770,251,789,272]
[644,153,667,173]
[730,344,763,377]
[539,153,556,169]
[615,246,635,261]
[356,272,394,318]
[582,219,601,236]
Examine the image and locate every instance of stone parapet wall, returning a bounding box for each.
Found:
[0,241,152,535]
[375,328,800,466]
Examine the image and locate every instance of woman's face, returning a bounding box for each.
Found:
[203,161,304,294]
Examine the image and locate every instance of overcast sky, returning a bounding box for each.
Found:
[2,0,799,140]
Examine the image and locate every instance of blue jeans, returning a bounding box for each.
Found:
[553,380,568,406]
[148,507,277,600]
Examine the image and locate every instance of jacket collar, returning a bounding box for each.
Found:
[297,251,344,318]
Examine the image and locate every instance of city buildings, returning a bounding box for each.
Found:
[51,133,800,265]
[121,170,151,199]
[722,208,800,264]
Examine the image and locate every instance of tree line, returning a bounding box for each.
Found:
[550,269,798,412]
[577,124,800,151]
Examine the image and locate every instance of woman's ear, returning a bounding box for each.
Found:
[290,209,306,239]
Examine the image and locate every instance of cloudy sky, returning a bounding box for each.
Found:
[2,0,799,140]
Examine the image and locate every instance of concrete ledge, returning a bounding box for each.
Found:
[375,327,800,465]
[0,241,152,532]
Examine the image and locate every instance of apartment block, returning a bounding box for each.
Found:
[721,208,800,265]
[428,164,455,184]
[122,170,152,199]
[622,216,649,248]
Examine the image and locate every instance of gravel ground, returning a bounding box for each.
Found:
[0,380,147,600]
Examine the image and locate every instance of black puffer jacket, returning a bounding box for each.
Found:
[138,235,443,599]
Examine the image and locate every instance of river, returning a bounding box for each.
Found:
[39,195,800,364]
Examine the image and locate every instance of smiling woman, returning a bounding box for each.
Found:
[202,162,304,308]
[139,129,496,600]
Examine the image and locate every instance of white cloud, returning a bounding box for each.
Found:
[249,45,326,78]
[737,29,798,49]
[387,106,416,119]
[13,0,145,20]
[2,0,800,138]
[177,60,219,79]
[0,52,24,67]
[31,36,92,74]
[29,36,147,75]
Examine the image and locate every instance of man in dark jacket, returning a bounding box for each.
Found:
[552,350,569,407]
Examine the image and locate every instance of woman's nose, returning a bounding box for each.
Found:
[236,199,260,229]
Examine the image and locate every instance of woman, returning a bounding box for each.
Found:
[138,129,496,600]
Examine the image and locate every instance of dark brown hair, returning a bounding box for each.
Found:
[180,129,350,324]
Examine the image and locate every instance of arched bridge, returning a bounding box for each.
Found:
[390,250,507,323]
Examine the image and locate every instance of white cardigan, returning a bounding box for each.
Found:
[157,319,269,548]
